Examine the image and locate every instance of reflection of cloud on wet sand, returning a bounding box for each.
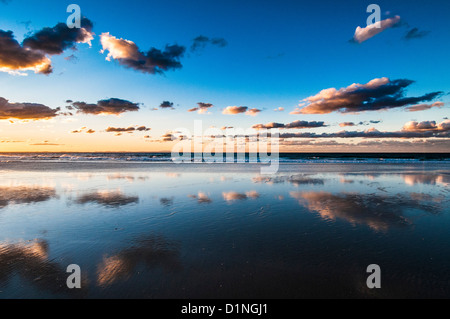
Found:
[290,191,443,231]
[222,191,260,202]
[0,186,57,209]
[188,192,212,203]
[403,173,450,186]
[75,190,139,207]
[160,197,174,206]
[97,236,181,287]
[0,240,86,296]
[252,174,324,186]
[107,174,149,182]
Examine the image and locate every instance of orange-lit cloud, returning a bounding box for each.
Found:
[0,97,60,120]
[407,101,444,112]
[223,106,262,116]
[100,32,185,74]
[292,78,443,114]
[0,19,94,75]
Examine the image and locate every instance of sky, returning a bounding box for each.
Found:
[0,0,449,152]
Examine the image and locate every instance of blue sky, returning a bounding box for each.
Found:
[0,0,449,152]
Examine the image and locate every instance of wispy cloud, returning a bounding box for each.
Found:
[190,35,227,52]
[352,15,401,43]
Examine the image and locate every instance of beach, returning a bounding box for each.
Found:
[0,159,449,298]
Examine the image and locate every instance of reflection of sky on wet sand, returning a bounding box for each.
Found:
[0,164,449,298]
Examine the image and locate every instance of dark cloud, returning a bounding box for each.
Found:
[294,78,443,114]
[0,18,93,75]
[404,27,430,40]
[0,30,52,74]
[100,33,185,75]
[252,120,326,130]
[68,98,140,115]
[159,101,174,109]
[105,126,150,133]
[339,122,356,127]
[71,127,95,134]
[0,97,60,120]
[22,18,94,55]
[190,35,228,52]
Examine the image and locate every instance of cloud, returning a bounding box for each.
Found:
[279,120,450,139]
[246,108,261,116]
[339,122,356,127]
[159,101,174,109]
[293,78,443,114]
[274,107,285,112]
[29,141,63,146]
[0,30,52,75]
[402,120,450,132]
[68,98,140,115]
[404,27,430,40]
[223,106,262,116]
[105,126,150,133]
[0,97,60,120]
[22,18,94,55]
[406,101,444,112]
[188,102,213,114]
[252,120,326,130]
[190,35,228,52]
[0,19,94,75]
[71,127,96,134]
[100,32,185,74]
[352,15,401,43]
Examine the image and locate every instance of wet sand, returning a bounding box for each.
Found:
[0,162,449,298]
